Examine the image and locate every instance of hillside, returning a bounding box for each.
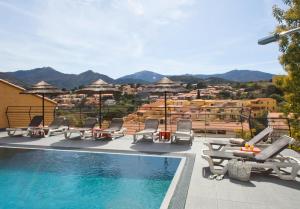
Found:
[1,68,275,89]
[195,70,274,82]
[117,69,274,84]
[0,72,29,88]
[4,67,114,89]
[116,70,164,83]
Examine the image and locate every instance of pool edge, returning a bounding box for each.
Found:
[0,143,195,209]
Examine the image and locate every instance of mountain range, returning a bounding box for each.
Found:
[4,67,114,89]
[0,67,275,89]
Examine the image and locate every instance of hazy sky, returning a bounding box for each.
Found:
[0,0,286,78]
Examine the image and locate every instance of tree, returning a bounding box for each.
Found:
[197,82,207,89]
[270,93,284,103]
[196,89,201,99]
[273,0,300,141]
[218,90,232,99]
[186,83,193,90]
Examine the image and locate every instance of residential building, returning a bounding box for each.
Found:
[0,79,56,129]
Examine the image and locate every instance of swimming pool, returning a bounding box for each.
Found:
[0,147,182,209]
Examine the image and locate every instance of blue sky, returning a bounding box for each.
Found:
[0,0,286,78]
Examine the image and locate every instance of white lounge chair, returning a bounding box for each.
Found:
[96,118,126,139]
[133,119,160,143]
[6,115,43,136]
[29,116,68,137]
[204,126,273,151]
[64,117,98,139]
[171,119,194,145]
[202,135,300,181]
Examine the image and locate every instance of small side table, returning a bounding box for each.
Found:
[30,127,45,137]
[93,128,111,139]
[159,131,171,141]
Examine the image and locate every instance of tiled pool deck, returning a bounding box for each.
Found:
[0,132,299,209]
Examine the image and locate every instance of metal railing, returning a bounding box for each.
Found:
[55,105,249,137]
[6,106,56,128]
[5,105,295,140]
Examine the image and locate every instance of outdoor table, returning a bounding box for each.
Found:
[29,127,45,137]
[159,131,171,141]
[93,128,111,139]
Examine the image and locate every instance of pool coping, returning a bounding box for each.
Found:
[160,155,186,209]
[0,143,195,209]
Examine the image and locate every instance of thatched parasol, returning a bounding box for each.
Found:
[145,77,187,131]
[76,79,119,128]
[22,81,63,127]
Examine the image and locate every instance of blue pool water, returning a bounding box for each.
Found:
[0,147,181,209]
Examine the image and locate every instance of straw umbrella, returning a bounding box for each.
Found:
[76,79,119,128]
[145,77,187,131]
[22,81,63,127]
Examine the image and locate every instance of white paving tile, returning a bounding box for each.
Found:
[0,132,299,209]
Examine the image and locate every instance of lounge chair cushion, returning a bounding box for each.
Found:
[229,138,245,145]
[108,118,123,130]
[177,119,192,132]
[47,117,66,129]
[254,135,292,162]
[144,119,159,130]
[233,151,255,158]
[83,118,98,128]
[173,131,192,136]
[202,150,238,160]
[28,116,43,127]
[136,128,157,134]
[247,127,273,145]
[103,127,121,132]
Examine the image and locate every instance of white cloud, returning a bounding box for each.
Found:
[127,0,144,16]
[0,0,196,76]
[0,0,284,77]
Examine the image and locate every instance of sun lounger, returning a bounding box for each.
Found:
[64,117,98,139]
[171,119,194,145]
[202,135,300,180]
[96,118,126,139]
[28,116,68,137]
[133,119,160,143]
[204,127,273,151]
[6,115,43,136]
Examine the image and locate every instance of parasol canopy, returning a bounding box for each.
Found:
[145,77,187,93]
[76,79,119,128]
[21,81,63,127]
[144,77,187,132]
[76,79,118,94]
[22,81,64,94]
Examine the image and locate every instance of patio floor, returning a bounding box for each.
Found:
[0,132,299,209]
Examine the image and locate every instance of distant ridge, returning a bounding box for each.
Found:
[4,67,114,89]
[0,72,29,88]
[116,70,164,83]
[195,69,274,82]
[0,67,275,89]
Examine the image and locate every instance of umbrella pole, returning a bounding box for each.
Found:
[99,92,102,128]
[164,91,167,132]
[42,93,45,127]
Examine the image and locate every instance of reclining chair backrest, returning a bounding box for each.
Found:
[177,119,192,132]
[83,117,98,128]
[144,119,159,130]
[255,135,294,162]
[248,126,273,145]
[49,116,66,129]
[109,118,123,130]
[29,116,43,127]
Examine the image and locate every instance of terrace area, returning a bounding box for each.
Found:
[0,132,299,209]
